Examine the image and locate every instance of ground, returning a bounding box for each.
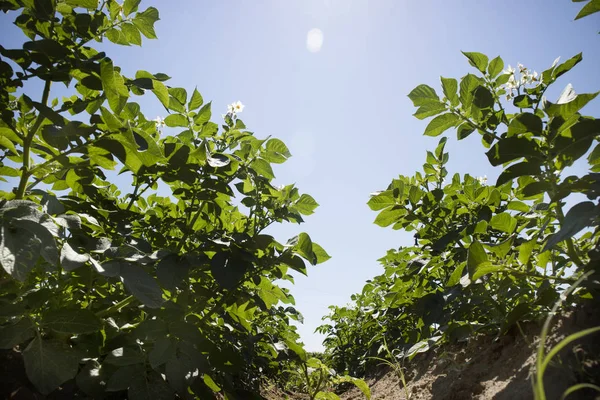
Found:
[338,301,600,400]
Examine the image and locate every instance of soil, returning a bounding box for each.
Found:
[338,301,600,400]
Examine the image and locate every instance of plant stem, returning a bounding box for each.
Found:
[554,201,585,268]
[15,80,51,199]
[177,200,204,253]
[450,109,501,141]
[95,295,135,318]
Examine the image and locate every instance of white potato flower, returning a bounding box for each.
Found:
[231,101,245,113]
[153,116,165,128]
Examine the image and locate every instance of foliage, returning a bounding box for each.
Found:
[284,357,371,400]
[572,0,600,28]
[0,0,330,397]
[533,272,600,400]
[318,51,600,377]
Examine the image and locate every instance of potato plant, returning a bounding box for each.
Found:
[0,0,330,397]
[318,52,600,376]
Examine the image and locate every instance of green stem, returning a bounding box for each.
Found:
[312,369,325,399]
[302,363,314,400]
[511,271,577,285]
[15,80,51,199]
[95,295,135,318]
[450,109,501,141]
[177,199,204,253]
[126,179,142,212]
[554,201,585,268]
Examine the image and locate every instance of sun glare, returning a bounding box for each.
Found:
[306,28,324,53]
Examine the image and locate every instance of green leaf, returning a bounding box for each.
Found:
[210,252,251,290]
[513,95,534,108]
[65,0,98,10]
[462,51,489,73]
[293,233,317,265]
[258,278,288,309]
[374,207,405,227]
[440,77,459,106]
[544,92,599,119]
[413,101,446,120]
[447,263,466,287]
[106,27,129,46]
[408,84,439,106]
[166,356,187,393]
[264,138,291,163]
[121,23,142,46]
[100,106,124,130]
[18,219,58,265]
[76,360,107,398]
[156,254,189,291]
[472,264,503,281]
[206,153,230,168]
[164,114,188,128]
[129,372,173,400]
[484,237,514,258]
[42,309,102,334]
[0,318,36,349]
[507,113,543,137]
[100,59,128,114]
[315,392,340,400]
[487,56,504,78]
[149,337,176,369]
[367,191,396,211]
[553,53,583,79]
[346,377,371,400]
[518,239,536,265]
[312,242,331,264]
[522,181,552,197]
[486,137,543,166]
[544,201,598,250]
[106,364,144,391]
[188,87,203,110]
[119,264,164,308]
[203,374,221,392]
[134,319,168,342]
[405,336,441,360]
[490,213,517,233]
[423,113,460,137]
[194,102,212,125]
[60,242,89,271]
[132,7,159,39]
[496,161,542,186]
[123,0,141,15]
[473,86,494,109]
[23,337,81,395]
[105,347,145,366]
[435,137,448,159]
[152,80,170,109]
[575,0,600,19]
[293,194,319,215]
[168,87,187,106]
[0,221,41,281]
[457,123,475,140]
[467,240,488,278]
[459,74,482,112]
[507,201,529,212]
[250,158,275,180]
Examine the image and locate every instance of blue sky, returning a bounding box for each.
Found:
[1,1,599,351]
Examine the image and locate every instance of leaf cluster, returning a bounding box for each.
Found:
[0,1,329,397]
